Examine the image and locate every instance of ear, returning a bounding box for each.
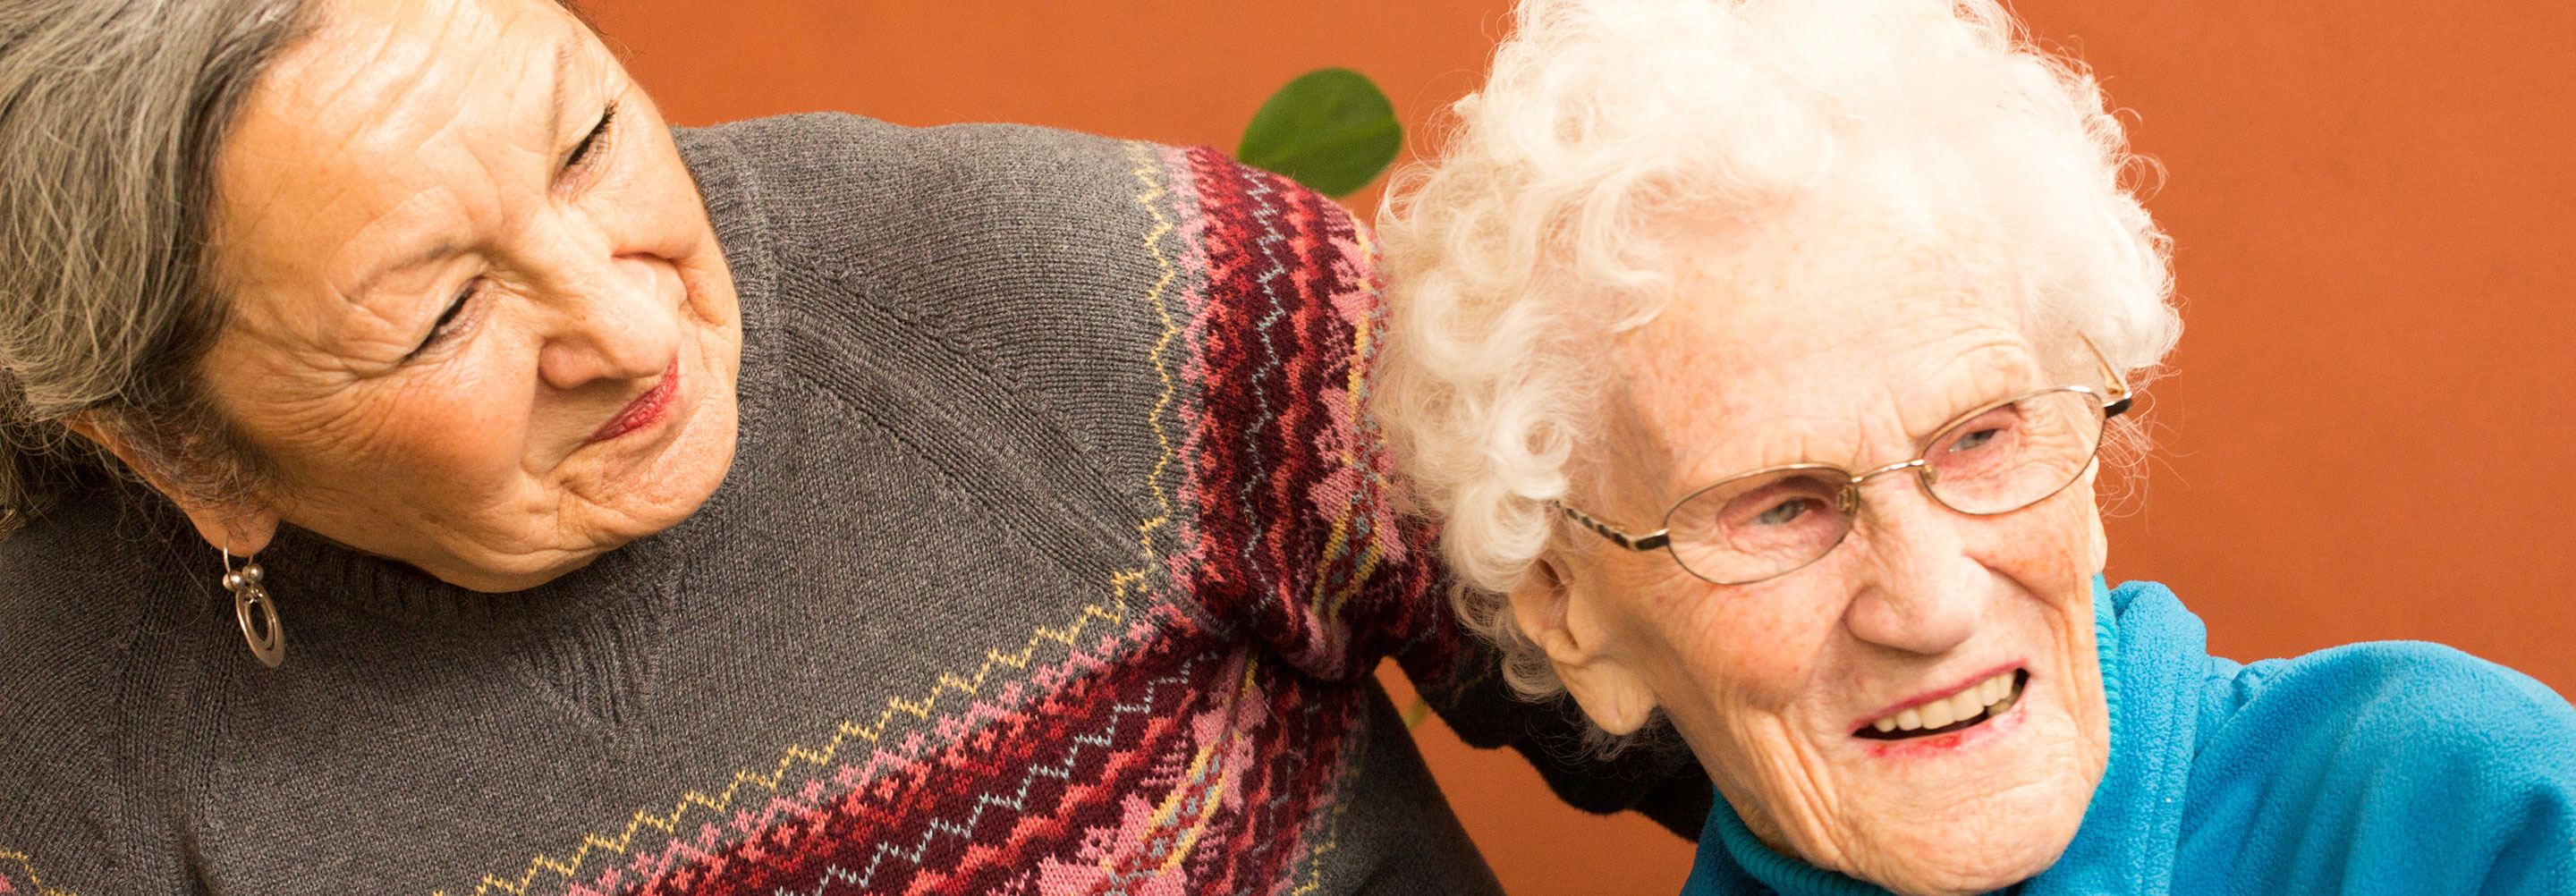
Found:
[1510,554,1661,735]
[63,414,279,555]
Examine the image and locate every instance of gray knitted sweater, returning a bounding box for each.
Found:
[0,114,1704,896]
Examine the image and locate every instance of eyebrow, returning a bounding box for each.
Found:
[344,241,460,305]
[346,41,578,306]
[547,38,573,156]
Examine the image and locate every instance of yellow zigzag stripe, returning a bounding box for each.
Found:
[1,848,80,896]
[1292,225,1381,896]
[1309,224,1387,628]
[1120,140,1185,587]
[434,144,1195,896]
[436,604,1130,896]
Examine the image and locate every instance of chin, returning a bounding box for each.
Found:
[439,552,606,594]
[436,402,738,594]
[1755,681,2107,896]
[1835,735,2101,896]
[622,383,738,528]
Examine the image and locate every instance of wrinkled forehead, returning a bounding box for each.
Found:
[247,0,579,150]
[209,0,597,285]
[1608,182,2044,484]
[1662,164,2028,334]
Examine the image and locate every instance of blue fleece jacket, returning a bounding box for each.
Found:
[1682,579,2576,896]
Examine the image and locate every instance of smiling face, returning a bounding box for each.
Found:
[193,0,741,591]
[1519,186,2113,895]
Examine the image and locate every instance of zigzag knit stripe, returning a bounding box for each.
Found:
[1161,146,1383,894]
[531,603,1191,896]
[622,636,1202,895]
[607,640,1361,896]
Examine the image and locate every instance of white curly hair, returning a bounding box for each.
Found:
[1372,0,2182,699]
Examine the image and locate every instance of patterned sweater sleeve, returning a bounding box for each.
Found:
[1152,147,1715,833]
[1140,146,1446,682]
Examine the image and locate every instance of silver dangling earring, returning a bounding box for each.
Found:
[222,545,284,668]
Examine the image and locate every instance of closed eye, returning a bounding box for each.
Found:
[563,102,614,172]
[407,278,481,360]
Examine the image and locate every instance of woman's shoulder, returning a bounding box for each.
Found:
[672,112,1348,287]
[672,113,1235,266]
[678,112,1141,182]
[670,115,1416,672]
[2107,580,2574,760]
[2226,638,2574,761]
[2179,636,2576,894]
[681,113,1380,529]
[0,496,201,888]
[0,494,191,727]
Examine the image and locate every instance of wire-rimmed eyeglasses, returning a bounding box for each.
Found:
[1552,337,2133,586]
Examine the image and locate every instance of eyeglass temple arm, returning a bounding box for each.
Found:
[2080,334,2135,418]
[1551,501,1672,552]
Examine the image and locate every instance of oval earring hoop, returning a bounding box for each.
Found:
[222,545,284,669]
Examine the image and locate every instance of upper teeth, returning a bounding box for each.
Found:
[1871,671,2018,733]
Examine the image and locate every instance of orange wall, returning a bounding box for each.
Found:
[588,2,2576,893]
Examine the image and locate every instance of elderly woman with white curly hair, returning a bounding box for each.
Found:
[1375,1,2576,894]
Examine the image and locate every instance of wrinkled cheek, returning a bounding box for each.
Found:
[1990,492,2101,605]
[2075,467,2109,573]
[330,377,529,496]
[1656,583,1798,681]
[2084,503,2108,572]
[1656,594,1825,746]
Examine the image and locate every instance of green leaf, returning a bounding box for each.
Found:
[1237,68,1403,199]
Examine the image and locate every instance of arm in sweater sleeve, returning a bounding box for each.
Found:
[2177,640,2576,896]
[1162,148,1711,837]
[698,114,1709,836]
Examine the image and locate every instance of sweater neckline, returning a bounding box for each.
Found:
[1684,575,2126,896]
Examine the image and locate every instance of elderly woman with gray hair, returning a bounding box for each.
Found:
[0,0,1714,892]
[1375,1,2576,894]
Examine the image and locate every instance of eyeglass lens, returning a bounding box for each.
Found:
[1662,388,2106,584]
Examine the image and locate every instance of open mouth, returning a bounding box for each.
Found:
[1853,669,2027,740]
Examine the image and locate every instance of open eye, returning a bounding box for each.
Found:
[1947,427,2004,453]
[1937,403,2024,461]
[1750,497,1817,527]
[1708,474,1840,531]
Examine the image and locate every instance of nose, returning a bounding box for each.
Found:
[1837,473,1987,656]
[535,250,681,392]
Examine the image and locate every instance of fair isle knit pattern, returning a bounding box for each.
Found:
[548,143,1436,896]
[0,116,1614,896]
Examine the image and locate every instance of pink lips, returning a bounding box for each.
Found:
[588,359,680,443]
